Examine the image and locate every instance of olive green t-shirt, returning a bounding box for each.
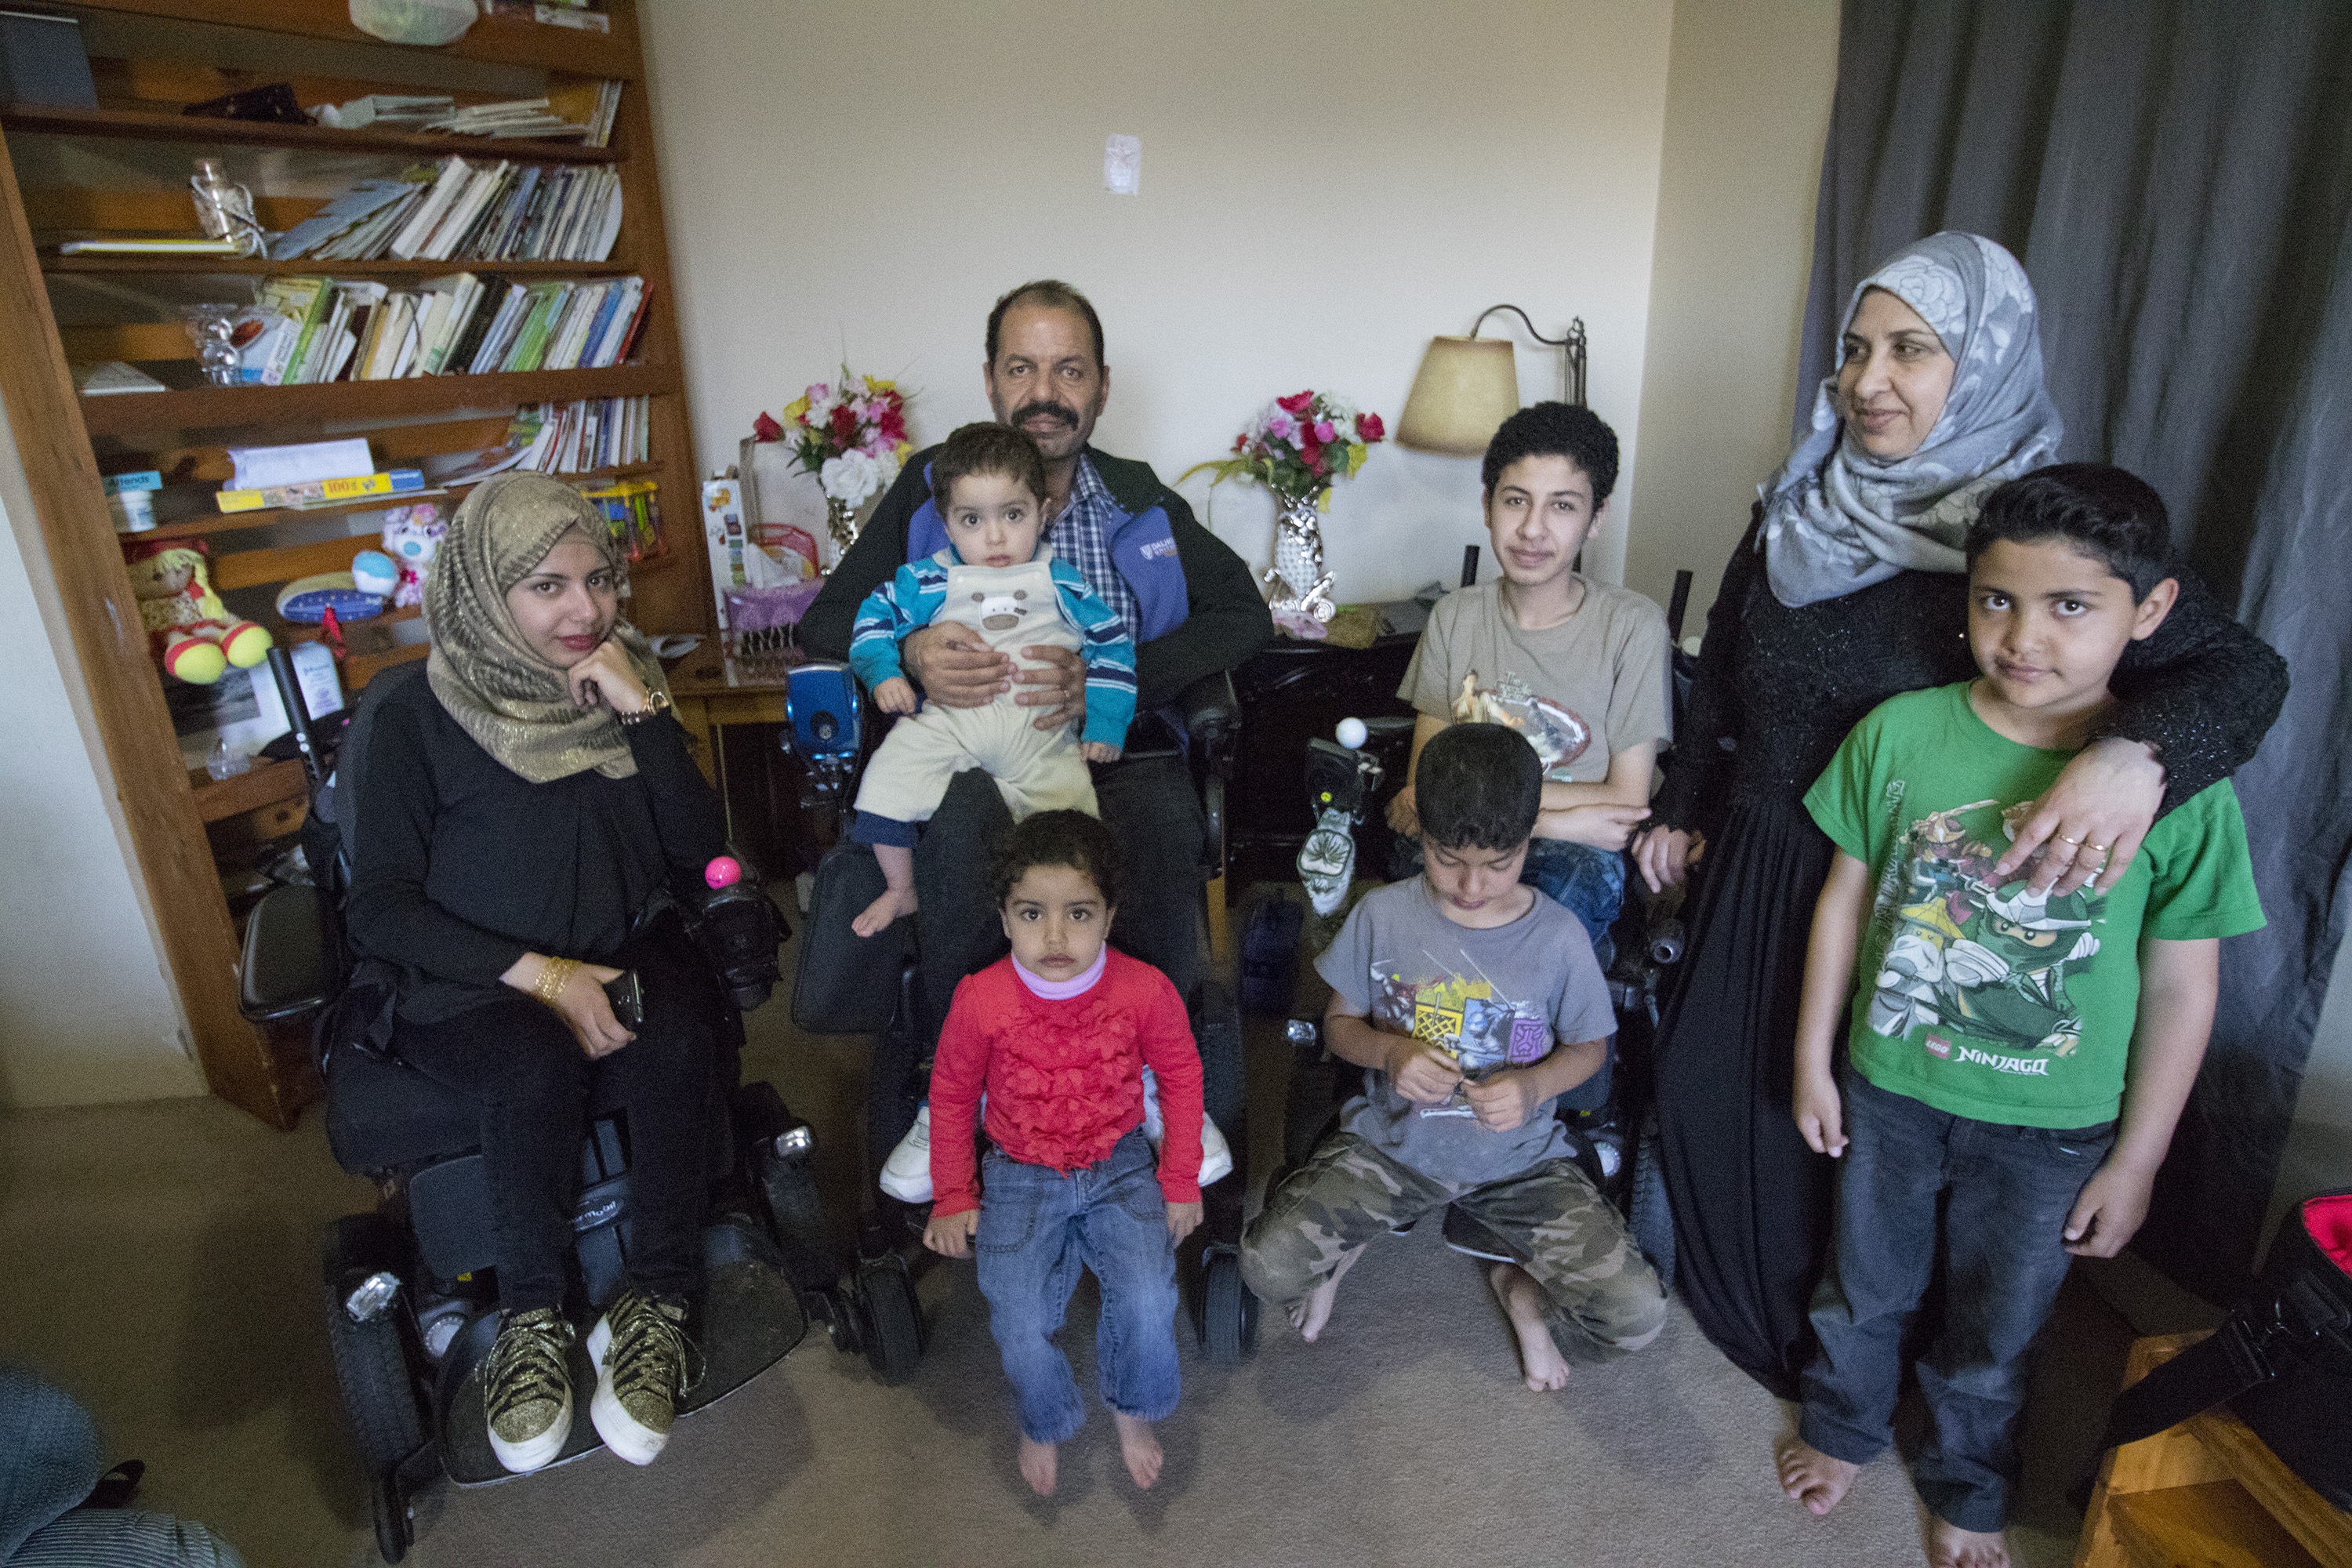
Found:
[1399,579,1671,783]
[1803,683,2265,1129]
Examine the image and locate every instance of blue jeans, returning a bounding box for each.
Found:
[1798,1073,2115,1532]
[975,1129,1181,1443]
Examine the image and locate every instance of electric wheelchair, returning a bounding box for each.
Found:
[236,653,906,1564]
[781,657,1262,1363]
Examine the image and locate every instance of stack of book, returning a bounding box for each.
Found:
[506,397,649,475]
[269,157,623,265]
[234,273,650,386]
[312,82,620,147]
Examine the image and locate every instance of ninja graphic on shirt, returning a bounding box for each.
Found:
[1866,801,2103,1058]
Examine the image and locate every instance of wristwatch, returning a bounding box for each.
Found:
[617,688,673,727]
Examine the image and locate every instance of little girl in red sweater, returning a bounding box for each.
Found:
[922,809,1205,1498]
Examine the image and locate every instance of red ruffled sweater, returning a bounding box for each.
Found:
[928,949,1204,1219]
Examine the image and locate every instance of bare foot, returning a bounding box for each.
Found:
[1017,1436,1057,1497]
[1928,1519,2011,1568]
[1487,1262,1570,1392]
[1288,1243,1367,1341]
[852,884,918,938]
[1774,1433,1860,1516]
[1112,1412,1163,1489]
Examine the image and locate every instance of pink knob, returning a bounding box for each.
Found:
[704,855,743,890]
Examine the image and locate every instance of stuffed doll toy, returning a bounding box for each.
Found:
[122,539,270,684]
[381,504,446,609]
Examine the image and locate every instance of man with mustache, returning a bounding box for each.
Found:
[803,279,1272,1156]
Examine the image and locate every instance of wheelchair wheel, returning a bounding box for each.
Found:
[857,1257,924,1384]
[323,1217,424,1562]
[1198,1245,1258,1363]
[1628,1127,1675,1293]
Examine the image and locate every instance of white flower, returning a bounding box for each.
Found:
[820,449,881,506]
[874,445,902,491]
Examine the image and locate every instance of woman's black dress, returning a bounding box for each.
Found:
[1650,508,2288,1397]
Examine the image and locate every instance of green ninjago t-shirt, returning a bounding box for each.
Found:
[1803,683,2264,1129]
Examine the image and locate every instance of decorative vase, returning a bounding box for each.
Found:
[824,496,858,558]
[1264,491,1337,633]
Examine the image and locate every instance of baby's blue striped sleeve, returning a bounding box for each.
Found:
[1053,557,1137,747]
[848,561,941,691]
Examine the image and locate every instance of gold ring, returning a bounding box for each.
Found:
[2084,841,2111,854]
[2056,833,2085,847]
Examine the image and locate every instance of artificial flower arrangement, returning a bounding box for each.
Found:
[1192,389,1385,507]
[1185,390,1385,636]
[753,370,914,550]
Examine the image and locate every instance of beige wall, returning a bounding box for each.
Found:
[641,1,1678,601]
[0,392,199,1109]
[1625,0,1840,615]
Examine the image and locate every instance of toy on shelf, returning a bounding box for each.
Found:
[381,504,446,608]
[123,540,270,684]
[277,573,384,624]
[350,549,401,600]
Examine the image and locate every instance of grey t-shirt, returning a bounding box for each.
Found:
[1315,877,1616,1189]
[1399,579,1671,782]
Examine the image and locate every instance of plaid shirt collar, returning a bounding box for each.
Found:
[1049,452,1138,637]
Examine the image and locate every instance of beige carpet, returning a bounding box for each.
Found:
[0,963,2141,1567]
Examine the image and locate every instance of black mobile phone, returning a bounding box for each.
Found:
[603,969,644,1029]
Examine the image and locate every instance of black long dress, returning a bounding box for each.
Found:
[1650,507,2288,1397]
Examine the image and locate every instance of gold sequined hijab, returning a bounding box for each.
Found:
[424,472,670,783]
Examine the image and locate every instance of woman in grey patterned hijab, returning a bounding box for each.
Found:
[1761,230,2063,607]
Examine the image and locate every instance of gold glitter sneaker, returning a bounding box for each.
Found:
[585,1289,702,1465]
[484,1307,575,1474]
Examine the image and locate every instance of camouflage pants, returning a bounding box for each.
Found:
[1241,1131,1666,1359]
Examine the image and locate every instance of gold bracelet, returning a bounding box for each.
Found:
[532,956,580,1010]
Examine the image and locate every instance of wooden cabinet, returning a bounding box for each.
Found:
[0,0,706,1127]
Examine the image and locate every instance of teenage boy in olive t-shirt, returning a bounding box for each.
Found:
[1390,403,1671,956]
[1773,467,2265,1568]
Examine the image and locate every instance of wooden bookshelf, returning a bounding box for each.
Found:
[79,362,680,434]
[46,256,639,278]
[0,0,708,1129]
[1,103,622,164]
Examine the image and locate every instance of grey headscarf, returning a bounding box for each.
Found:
[424,472,670,784]
[1761,231,2063,607]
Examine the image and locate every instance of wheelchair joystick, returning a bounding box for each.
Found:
[705,855,743,889]
[1297,719,1385,917]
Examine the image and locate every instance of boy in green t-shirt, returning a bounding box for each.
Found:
[1772,466,2265,1568]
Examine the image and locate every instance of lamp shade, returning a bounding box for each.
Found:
[1395,335,1519,456]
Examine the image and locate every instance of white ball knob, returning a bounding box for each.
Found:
[1335,717,1368,750]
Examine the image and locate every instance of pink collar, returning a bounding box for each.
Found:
[1011,948,1108,1000]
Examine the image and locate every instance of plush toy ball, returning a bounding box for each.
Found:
[221,620,271,669]
[165,638,228,684]
[350,549,401,599]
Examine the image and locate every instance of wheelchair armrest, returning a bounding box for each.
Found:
[239,880,335,1024]
[1176,669,1240,759]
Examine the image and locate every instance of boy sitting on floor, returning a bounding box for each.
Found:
[1773,466,2264,1568]
[1242,723,1666,1389]
[1387,401,1671,952]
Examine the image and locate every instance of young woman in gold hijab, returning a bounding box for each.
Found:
[346,473,726,1474]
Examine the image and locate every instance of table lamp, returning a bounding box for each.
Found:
[1396,306,1588,456]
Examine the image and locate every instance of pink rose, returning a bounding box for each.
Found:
[1265,412,1299,444]
[1313,420,1337,443]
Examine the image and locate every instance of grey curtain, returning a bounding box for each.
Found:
[1800,0,2352,1300]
